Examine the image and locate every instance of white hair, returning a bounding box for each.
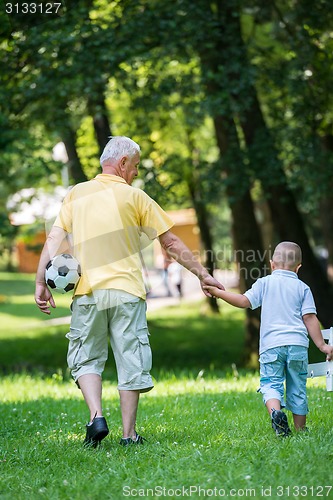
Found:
[100,136,141,166]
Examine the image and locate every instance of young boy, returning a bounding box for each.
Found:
[204,241,333,437]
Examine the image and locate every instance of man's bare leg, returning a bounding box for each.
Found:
[78,373,103,422]
[119,389,140,439]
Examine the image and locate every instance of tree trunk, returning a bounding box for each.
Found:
[185,132,219,313]
[195,201,220,314]
[213,115,266,367]
[62,126,87,184]
[195,0,267,365]
[319,196,333,283]
[267,183,333,326]
[88,97,112,154]
[187,173,219,313]
[240,94,333,326]
[320,134,333,282]
[222,2,333,327]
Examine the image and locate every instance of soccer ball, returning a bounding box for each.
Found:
[45,254,81,294]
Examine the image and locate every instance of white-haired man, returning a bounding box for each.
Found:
[35,136,224,447]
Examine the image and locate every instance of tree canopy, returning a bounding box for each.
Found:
[1,0,333,362]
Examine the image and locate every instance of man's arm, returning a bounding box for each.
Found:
[35,226,68,314]
[158,230,225,296]
[303,313,333,361]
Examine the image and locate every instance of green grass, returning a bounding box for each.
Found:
[1,273,332,499]
[1,375,332,500]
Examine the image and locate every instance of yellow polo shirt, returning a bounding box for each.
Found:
[53,174,174,298]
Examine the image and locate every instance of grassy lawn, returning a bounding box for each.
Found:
[0,273,332,499]
[0,375,332,499]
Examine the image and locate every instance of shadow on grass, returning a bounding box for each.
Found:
[0,301,71,323]
[0,326,70,375]
[0,296,326,378]
[149,314,245,373]
[0,272,72,326]
[0,276,35,297]
[0,308,247,377]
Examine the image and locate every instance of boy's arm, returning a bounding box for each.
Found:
[303,313,333,361]
[203,286,251,309]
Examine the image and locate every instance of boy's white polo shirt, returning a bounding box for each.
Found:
[53,174,174,299]
[244,270,317,355]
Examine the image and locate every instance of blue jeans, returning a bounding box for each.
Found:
[259,345,308,415]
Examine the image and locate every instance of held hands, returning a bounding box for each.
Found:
[200,275,225,298]
[35,282,56,315]
[202,284,222,298]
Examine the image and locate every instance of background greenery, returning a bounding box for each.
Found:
[2,0,333,361]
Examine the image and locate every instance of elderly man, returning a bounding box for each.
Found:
[35,136,224,447]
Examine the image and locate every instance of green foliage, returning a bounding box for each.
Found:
[245,1,333,205]
[76,116,100,178]
[2,0,333,262]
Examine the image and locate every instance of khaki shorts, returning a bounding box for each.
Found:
[66,289,153,392]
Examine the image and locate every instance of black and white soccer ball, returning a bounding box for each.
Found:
[45,254,81,294]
